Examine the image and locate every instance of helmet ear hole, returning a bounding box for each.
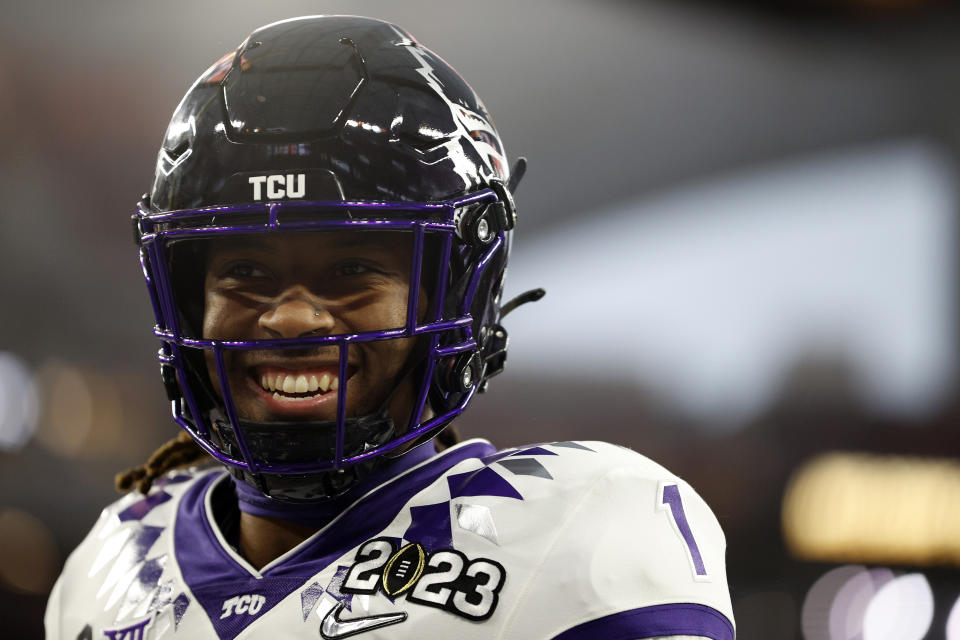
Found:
[438,352,482,394]
[457,205,497,247]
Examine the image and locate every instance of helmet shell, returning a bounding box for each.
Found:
[150,16,507,212]
[137,16,518,502]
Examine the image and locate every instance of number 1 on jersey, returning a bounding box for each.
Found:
[658,482,708,580]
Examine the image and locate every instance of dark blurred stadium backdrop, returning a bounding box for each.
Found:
[3,0,960,638]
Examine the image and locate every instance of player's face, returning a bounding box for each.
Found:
[201,231,426,425]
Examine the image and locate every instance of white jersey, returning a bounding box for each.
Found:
[45,439,734,640]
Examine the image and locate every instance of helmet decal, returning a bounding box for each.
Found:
[247,174,306,201]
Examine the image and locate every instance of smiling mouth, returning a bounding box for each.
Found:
[261,370,338,397]
[251,365,357,403]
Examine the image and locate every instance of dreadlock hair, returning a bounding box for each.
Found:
[115,430,210,495]
[116,425,464,495]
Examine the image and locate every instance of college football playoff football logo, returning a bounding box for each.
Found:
[342,538,506,621]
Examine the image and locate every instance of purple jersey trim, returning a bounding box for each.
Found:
[550,603,734,640]
[174,440,496,639]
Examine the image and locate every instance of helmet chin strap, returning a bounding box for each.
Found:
[211,406,397,501]
[229,437,437,527]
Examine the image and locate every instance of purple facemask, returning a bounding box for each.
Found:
[135,188,512,502]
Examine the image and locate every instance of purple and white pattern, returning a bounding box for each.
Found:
[172,441,499,638]
[48,440,733,639]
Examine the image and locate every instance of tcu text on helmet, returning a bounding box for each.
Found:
[248,174,306,201]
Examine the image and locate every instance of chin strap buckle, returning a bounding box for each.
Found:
[476,288,546,393]
[478,324,509,393]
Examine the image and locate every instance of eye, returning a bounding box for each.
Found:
[222,262,269,279]
[335,262,374,277]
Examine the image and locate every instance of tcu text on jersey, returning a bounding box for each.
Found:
[220,594,266,619]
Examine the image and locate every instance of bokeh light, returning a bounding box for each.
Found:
[78,369,125,456]
[784,452,960,566]
[0,352,39,451]
[800,567,938,640]
[34,361,93,458]
[0,508,59,595]
[829,567,894,640]
[862,573,933,640]
[801,565,869,640]
[947,593,960,640]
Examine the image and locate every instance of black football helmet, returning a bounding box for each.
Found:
[132,15,538,501]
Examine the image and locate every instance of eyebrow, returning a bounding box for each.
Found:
[209,232,410,253]
[210,237,268,251]
[335,233,409,251]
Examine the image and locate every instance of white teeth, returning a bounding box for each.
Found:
[260,371,341,396]
[295,374,308,393]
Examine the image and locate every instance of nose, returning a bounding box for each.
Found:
[258,288,336,339]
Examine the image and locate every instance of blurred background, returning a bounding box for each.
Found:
[3,0,960,637]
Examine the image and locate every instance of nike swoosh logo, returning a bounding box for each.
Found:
[320,601,407,639]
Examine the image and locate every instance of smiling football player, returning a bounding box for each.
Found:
[45,15,735,640]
